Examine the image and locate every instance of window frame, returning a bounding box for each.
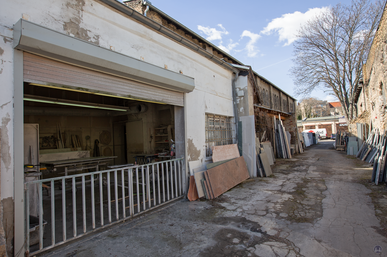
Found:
[205,113,234,158]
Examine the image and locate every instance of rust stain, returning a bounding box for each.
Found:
[187,138,200,161]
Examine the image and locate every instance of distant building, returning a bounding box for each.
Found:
[327,102,343,116]
[297,115,349,137]
[298,99,342,119]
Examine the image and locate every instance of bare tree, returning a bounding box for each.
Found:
[291,0,383,122]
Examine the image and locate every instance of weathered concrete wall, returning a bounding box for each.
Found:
[360,4,387,132]
[0,131,7,257]
[281,94,288,113]
[271,88,280,111]
[1,198,12,257]
[289,99,295,114]
[283,113,298,145]
[235,73,250,117]
[256,78,271,108]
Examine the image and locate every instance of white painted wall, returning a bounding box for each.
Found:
[0,0,234,200]
[0,20,15,200]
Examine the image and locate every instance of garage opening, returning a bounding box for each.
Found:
[23,54,186,254]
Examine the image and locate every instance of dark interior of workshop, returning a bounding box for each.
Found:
[24,82,182,250]
[24,82,176,176]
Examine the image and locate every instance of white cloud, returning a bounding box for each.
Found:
[261,7,329,46]
[325,95,338,102]
[197,25,261,57]
[198,24,228,41]
[219,40,239,54]
[241,30,261,57]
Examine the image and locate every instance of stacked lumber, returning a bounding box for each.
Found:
[188,144,250,200]
[274,116,292,159]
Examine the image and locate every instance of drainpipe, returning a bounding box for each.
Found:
[229,63,251,146]
[143,0,151,16]
[232,70,240,145]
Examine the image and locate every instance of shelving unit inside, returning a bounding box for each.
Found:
[155,125,173,152]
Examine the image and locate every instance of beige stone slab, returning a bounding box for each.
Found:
[212,144,240,163]
[206,156,250,199]
[194,170,206,198]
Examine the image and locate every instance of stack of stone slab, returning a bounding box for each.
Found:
[274,116,292,159]
[191,144,250,200]
[256,141,274,177]
[346,137,359,156]
[356,129,387,185]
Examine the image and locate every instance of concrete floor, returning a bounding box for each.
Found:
[40,140,387,257]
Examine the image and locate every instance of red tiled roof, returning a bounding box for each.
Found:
[329,102,341,108]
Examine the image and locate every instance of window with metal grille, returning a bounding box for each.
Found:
[205,114,234,157]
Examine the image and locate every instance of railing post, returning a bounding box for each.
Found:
[62,178,66,242]
[107,171,111,224]
[114,170,119,221]
[152,164,156,206]
[25,183,30,252]
[129,168,134,217]
[122,169,126,219]
[99,173,104,226]
[91,174,95,229]
[51,180,55,246]
[38,182,43,250]
[82,176,86,234]
[147,165,151,209]
[72,177,77,238]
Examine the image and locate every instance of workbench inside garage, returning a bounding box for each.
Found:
[41,156,117,177]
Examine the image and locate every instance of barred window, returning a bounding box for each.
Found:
[205,114,234,157]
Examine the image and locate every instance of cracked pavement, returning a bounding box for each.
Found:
[42,140,387,257]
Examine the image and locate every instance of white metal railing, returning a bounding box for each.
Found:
[24,158,185,255]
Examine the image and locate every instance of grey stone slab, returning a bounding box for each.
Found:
[259,152,272,176]
[262,142,274,165]
[194,171,205,198]
[347,141,359,155]
[240,116,256,177]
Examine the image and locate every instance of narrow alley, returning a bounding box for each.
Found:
[38,140,387,257]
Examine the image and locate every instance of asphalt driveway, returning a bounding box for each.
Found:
[41,140,387,257]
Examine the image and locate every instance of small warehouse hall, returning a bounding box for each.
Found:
[16,18,191,254]
[0,0,297,256]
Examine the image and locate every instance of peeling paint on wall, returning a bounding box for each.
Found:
[63,0,100,45]
[1,36,12,44]
[1,198,13,256]
[1,114,11,170]
[0,47,4,56]
[187,138,200,161]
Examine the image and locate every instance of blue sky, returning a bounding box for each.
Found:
[142,0,356,102]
